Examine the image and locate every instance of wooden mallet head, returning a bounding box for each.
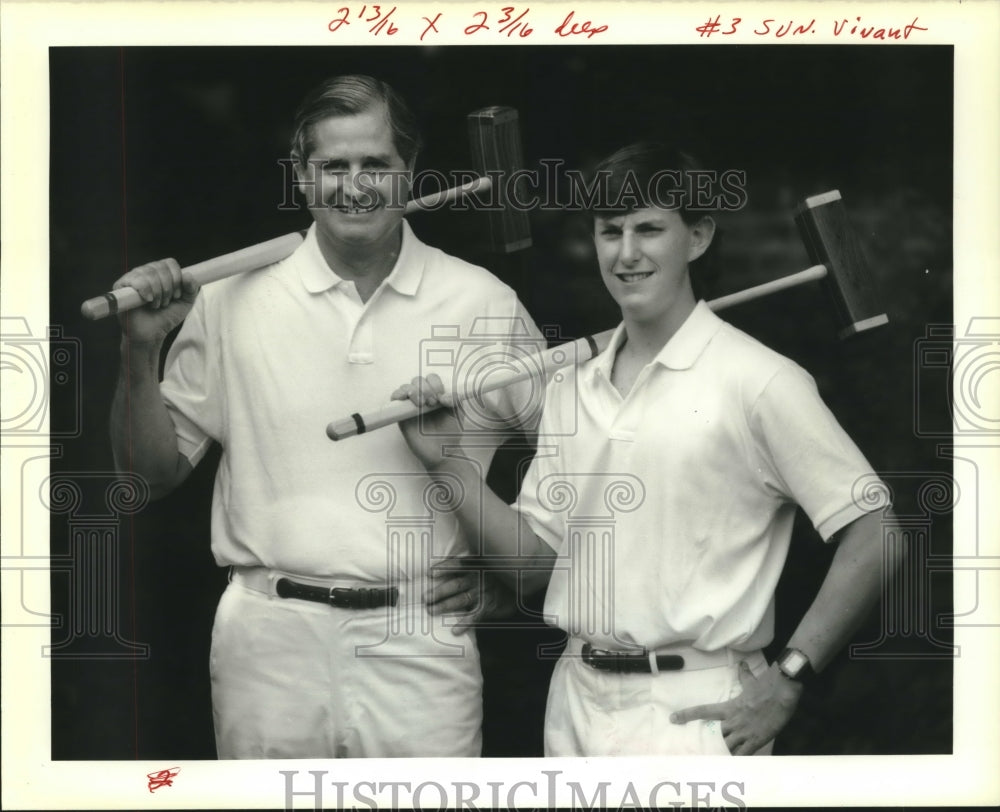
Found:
[467,106,532,253]
[794,190,888,339]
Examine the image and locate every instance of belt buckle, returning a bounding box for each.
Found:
[328,587,353,609]
[582,643,648,673]
[582,644,632,672]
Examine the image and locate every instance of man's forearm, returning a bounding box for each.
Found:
[786,510,902,671]
[430,454,555,593]
[110,339,190,499]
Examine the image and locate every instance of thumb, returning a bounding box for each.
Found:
[180,272,201,302]
[670,702,724,724]
[426,373,446,397]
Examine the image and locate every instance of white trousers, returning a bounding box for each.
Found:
[210,570,483,758]
[544,638,772,756]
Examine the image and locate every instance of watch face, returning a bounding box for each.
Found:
[781,649,810,677]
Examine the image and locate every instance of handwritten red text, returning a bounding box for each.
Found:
[555,10,609,39]
[147,767,180,793]
[833,16,927,40]
[696,14,928,40]
[696,15,741,37]
[328,5,399,35]
[465,7,534,38]
[420,12,442,41]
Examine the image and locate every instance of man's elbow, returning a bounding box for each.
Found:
[150,455,194,500]
[880,508,907,578]
[147,480,180,502]
[851,507,907,583]
[112,451,192,502]
[520,548,556,595]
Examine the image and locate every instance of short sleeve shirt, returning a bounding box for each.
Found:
[516,301,885,652]
[160,220,542,579]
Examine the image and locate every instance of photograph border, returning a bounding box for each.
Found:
[2,1,998,809]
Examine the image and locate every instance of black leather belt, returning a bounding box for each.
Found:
[581,642,685,673]
[275,577,398,609]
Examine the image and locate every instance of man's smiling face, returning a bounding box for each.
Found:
[594,206,711,325]
[295,102,412,255]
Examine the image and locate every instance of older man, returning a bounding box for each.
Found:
[109,74,540,758]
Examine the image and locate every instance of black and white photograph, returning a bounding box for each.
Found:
[2,1,998,809]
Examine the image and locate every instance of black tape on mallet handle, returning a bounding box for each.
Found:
[79,177,495,321]
[325,229,881,443]
[325,332,610,441]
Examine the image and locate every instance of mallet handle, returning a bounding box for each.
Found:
[326,331,617,441]
[80,178,496,321]
[706,264,827,310]
[409,175,492,211]
[80,232,306,320]
[326,263,838,442]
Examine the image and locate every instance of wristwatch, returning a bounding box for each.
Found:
[776,647,815,684]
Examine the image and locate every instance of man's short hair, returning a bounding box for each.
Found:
[290,74,422,168]
[590,141,708,226]
[590,141,722,284]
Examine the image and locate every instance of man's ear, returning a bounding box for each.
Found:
[402,159,416,198]
[687,216,717,263]
[291,151,305,180]
[403,157,417,195]
[291,153,318,206]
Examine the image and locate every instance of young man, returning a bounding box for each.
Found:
[395,142,901,756]
[109,75,541,758]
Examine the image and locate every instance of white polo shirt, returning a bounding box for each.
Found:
[160,220,541,579]
[516,301,884,652]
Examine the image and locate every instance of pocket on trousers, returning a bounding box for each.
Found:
[704,718,732,756]
[209,584,239,677]
[703,663,742,756]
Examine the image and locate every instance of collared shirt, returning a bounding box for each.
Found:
[516,301,883,652]
[160,220,542,578]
